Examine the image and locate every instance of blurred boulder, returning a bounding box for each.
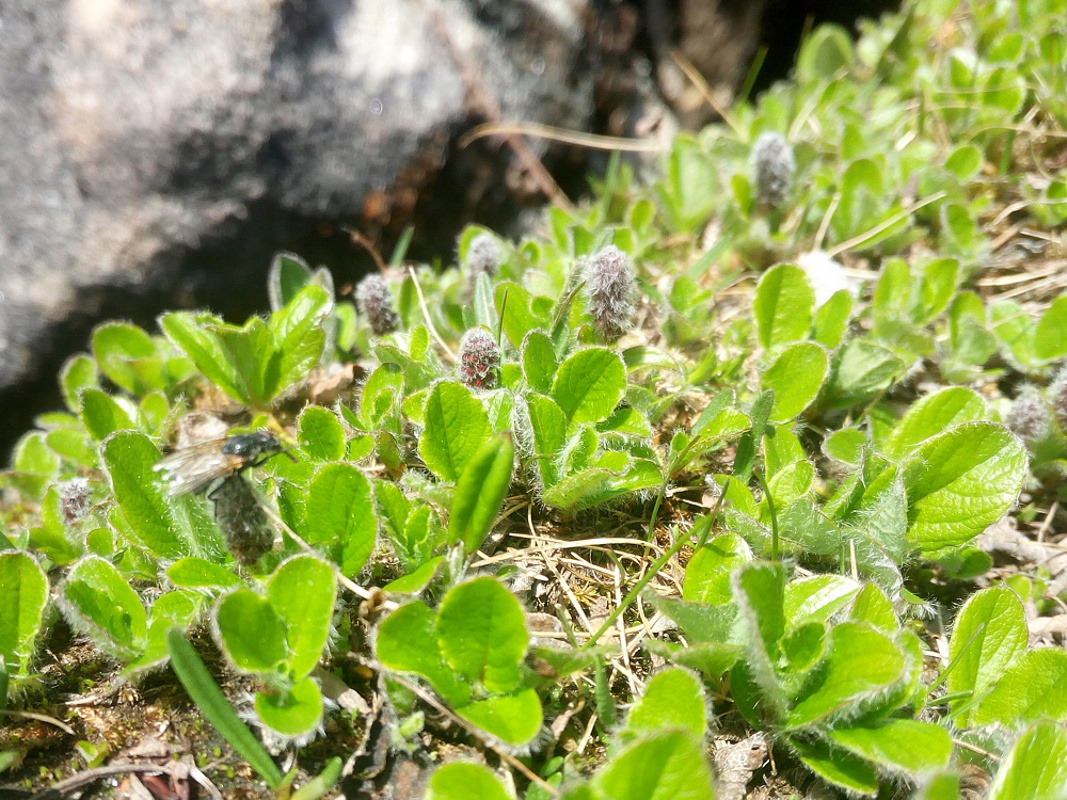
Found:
[0,0,594,448]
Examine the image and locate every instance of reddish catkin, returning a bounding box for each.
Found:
[355,273,401,335]
[458,327,501,390]
[583,245,636,342]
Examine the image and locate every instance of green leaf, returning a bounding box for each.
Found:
[167,629,283,789]
[456,689,543,747]
[732,562,788,722]
[848,584,897,632]
[80,388,139,441]
[734,561,786,651]
[62,556,147,661]
[124,591,201,676]
[656,134,719,234]
[644,640,740,682]
[596,729,716,800]
[683,533,751,605]
[541,458,660,511]
[522,330,557,394]
[551,347,627,426]
[812,290,854,348]
[786,623,906,729]
[216,589,288,672]
[361,363,405,430]
[375,601,471,707]
[159,311,244,404]
[166,558,242,590]
[419,381,491,482]
[304,463,377,576]
[426,763,512,800]
[267,252,313,311]
[945,145,983,180]
[437,577,527,693]
[103,431,220,560]
[949,291,996,366]
[297,406,346,461]
[268,555,336,679]
[882,387,987,459]
[448,435,514,554]
[255,676,323,737]
[91,322,163,395]
[762,342,829,422]
[987,722,1067,800]
[790,736,878,796]
[951,584,1024,729]
[991,299,1039,369]
[383,556,443,594]
[391,506,444,573]
[765,460,814,510]
[823,428,867,464]
[902,422,1027,551]
[269,285,332,390]
[527,393,567,487]
[828,719,952,773]
[0,552,48,677]
[60,354,100,412]
[918,258,960,323]
[626,667,706,738]
[913,772,962,800]
[753,265,815,351]
[495,282,551,351]
[974,648,1067,727]
[783,575,860,630]
[821,339,905,411]
[646,594,735,645]
[796,23,852,81]
[1035,295,1067,362]
[733,390,773,484]
[214,317,277,408]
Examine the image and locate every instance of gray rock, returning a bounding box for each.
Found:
[0,0,592,446]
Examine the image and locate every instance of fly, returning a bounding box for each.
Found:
[154,430,287,497]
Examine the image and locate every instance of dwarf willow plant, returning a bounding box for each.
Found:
[4,0,1067,797]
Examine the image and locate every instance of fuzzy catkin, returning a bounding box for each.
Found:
[458,327,501,390]
[355,274,401,335]
[466,234,503,279]
[583,245,636,342]
[59,477,92,525]
[1046,368,1067,431]
[212,475,273,566]
[752,131,796,209]
[1006,388,1055,446]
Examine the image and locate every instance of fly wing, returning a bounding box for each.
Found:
[154,439,239,496]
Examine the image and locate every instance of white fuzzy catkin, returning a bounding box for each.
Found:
[752,131,796,209]
[466,233,504,278]
[583,245,636,342]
